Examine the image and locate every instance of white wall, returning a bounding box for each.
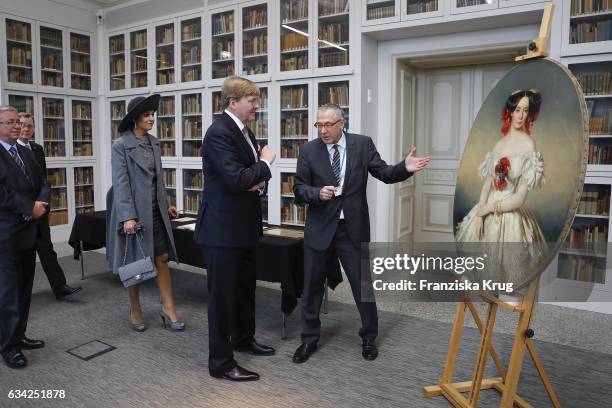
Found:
[0,0,97,31]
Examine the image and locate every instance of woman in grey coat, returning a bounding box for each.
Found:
[107,94,185,332]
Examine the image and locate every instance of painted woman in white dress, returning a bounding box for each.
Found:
[456,89,546,287]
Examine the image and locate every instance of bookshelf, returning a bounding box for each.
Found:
[39,25,64,88]
[242,2,268,76]
[47,167,68,226]
[451,0,498,14]
[109,34,126,91]
[8,93,35,115]
[72,100,93,157]
[181,17,202,83]
[280,0,309,72]
[563,0,612,55]
[156,22,175,86]
[130,29,147,88]
[42,97,66,158]
[245,86,269,147]
[181,93,202,157]
[280,83,309,159]
[317,79,349,129]
[74,166,95,214]
[364,0,398,23]
[211,9,236,79]
[157,95,176,157]
[163,167,177,207]
[183,168,203,215]
[212,89,223,121]
[70,32,91,91]
[110,99,126,145]
[318,0,350,68]
[280,172,305,226]
[5,18,34,86]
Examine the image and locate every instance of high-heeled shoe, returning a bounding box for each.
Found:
[160,308,185,332]
[130,309,146,332]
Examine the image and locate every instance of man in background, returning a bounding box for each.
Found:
[18,112,82,300]
[0,106,49,368]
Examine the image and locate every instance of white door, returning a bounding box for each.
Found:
[412,62,512,243]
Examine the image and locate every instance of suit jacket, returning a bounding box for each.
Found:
[195,112,271,247]
[29,141,46,175]
[294,133,412,251]
[0,143,50,251]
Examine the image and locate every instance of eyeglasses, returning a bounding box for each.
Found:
[21,124,34,129]
[313,119,343,130]
[0,120,23,127]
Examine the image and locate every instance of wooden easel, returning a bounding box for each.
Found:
[423,279,560,407]
[423,4,561,407]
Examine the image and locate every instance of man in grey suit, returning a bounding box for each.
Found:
[292,104,430,363]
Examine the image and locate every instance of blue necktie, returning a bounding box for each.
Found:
[331,144,341,186]
[9,145,30,182]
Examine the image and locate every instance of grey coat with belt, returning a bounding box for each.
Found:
[106,130,178,275]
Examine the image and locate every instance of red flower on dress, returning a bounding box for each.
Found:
[493,157,511,191]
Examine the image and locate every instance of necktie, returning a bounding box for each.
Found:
[26,143,32,151]
[242,127,258,162]
[9,145,30,181]
[331,144,341,186]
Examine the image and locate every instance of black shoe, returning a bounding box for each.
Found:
[2,351,27,368]
[20,337,45,350]
[54,285,82,299]
[234,340,275,356]
[362,341,378,361]
[293,342,317,364]
[210,365,260,381]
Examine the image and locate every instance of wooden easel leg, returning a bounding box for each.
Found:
[500,280,538,407]
[441,301,468,384]
[469,302,498,406]
[526,339,561,408]
[466,301,507,382]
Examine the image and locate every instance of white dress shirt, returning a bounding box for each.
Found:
[326,132,347,219]
[224,109,270,170]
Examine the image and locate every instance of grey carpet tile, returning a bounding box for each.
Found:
[0,253,611,407]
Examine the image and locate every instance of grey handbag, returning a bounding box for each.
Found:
[117,227,156,288]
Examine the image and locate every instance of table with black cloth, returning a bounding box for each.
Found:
[67,211,328,327]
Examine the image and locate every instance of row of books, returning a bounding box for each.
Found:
[557,254,605,284]
[72,103,91,119]
[47,169,66,186]
[6,20,31,42]
[244,8,267,29]
[578,190,610,215]
[182,96,201,114]
[131,76,147,88]
[242,63,268,76]
[131,31,147,50]
[40,28,62,48]
[50,191,68,209]
[41,54,62,71]
[212,12,235,35]
[590,108,612,134]
[183,192,202,213]
[567,224,608,248]
[110,78,125,91]
[8,47,32,66]
[184,171,203,189]
[109,37,125,54]
[281,203,306,225]
[73,144,93,156]
[157,26,174,45]
[281,175,296,195]
[157,71,175,85]
[71,77,91,91]
[45,142,65,157]
[281,87,308,108]
[159,98,175,116]
[212,40,235,61]
[48,210,69,226]
[160,143,176,157]
[181,22,201,41]
[132,56,147,72]
[320,84,349,106]
[162,169,176,187]
[158,122,175,139]
[245,119,268,139]
[166,193,177,208]
[319,51,349,68]
[182,142,202,157]
[280,142,304,159]
[578,72,612,95]
[243,34,268,56]
[157,51,174,68]
[367,5,395,20]
[212,64,235,79]
[43,101,64,117]
[589,142,612,164]
[74,168,94,184]
[318,23,349,44]
[110,59,125,76]
[73,126,92,140]
[570,0,612,16]
[281,0,308,22]
[44,123,64,138]
[76,206,95,215]
[281,115,309,137]
[570,20,612,44]
[75,189,94,207]
[70,35,90,53]
[11,97,35,115]
[110,103,125,119]
[457,0,489,8]
[182,46,202,65]
[281,55,308,71]
[407,0,438,15]
[319,0,350,16]
[182,66,202,82]
[71,59,91,75]
[41,74,63,88]
[281,32,309,52]
[182,119,202,139]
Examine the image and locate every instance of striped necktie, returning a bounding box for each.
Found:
[9,145,30,182]
[331,144,341,186]
[242,126,258,162]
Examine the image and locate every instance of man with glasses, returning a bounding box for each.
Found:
[0,106,49,368]
[292,104,430,364]
[18,113,82,300]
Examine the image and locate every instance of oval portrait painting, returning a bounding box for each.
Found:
[453,58,588,290]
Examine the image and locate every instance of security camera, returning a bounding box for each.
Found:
[96,11,104,25]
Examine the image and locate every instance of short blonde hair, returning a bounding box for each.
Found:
[221,76,260,109]
[19,112,34,125]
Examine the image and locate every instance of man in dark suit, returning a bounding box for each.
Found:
[0,105,50,368]
[292,104,430,363]
[195,76,276,381]
[18,113,82,299]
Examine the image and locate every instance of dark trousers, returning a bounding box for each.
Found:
[36,215,66,292]
[204,246,256,374]
[0,248,36,357]
[301,221,378,344]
